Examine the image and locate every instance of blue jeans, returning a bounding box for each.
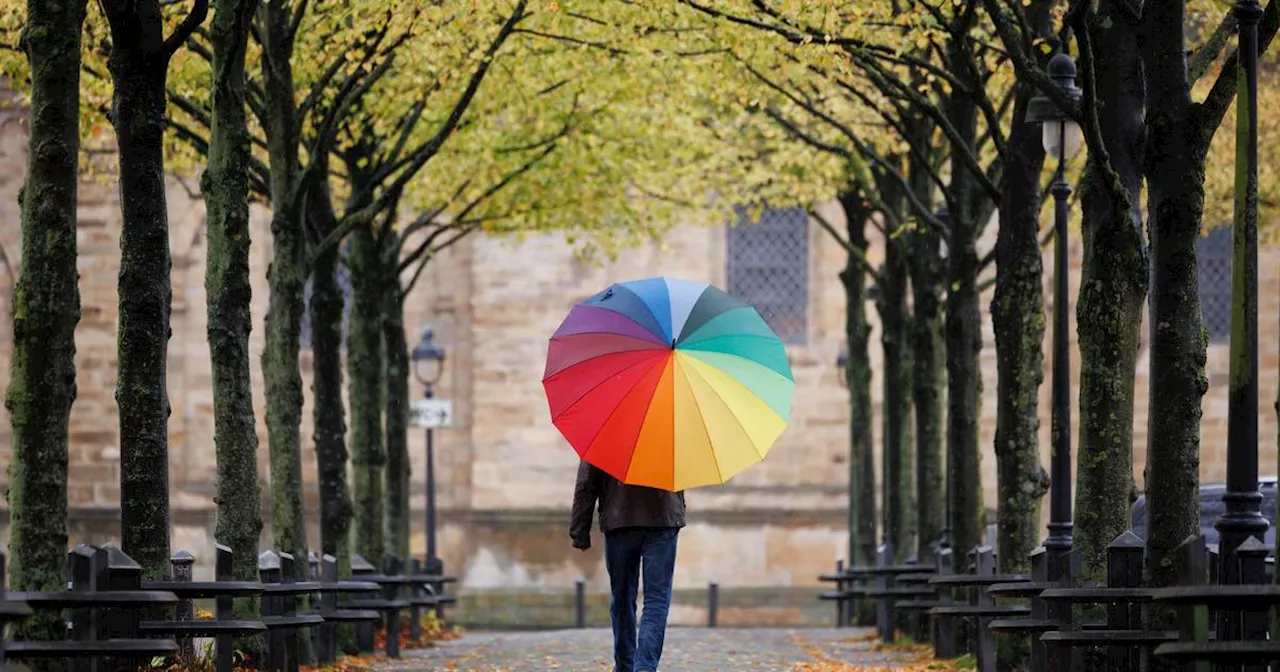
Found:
[604,527,679,672]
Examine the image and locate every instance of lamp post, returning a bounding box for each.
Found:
[412,325,446,575]
[1214,0,1267,585]
[1026,52,1083,557]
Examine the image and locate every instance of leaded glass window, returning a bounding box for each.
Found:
[1198,226,1232,343]
[726,207,809,345]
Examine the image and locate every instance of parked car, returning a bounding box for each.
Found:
[1130,477,1278,548]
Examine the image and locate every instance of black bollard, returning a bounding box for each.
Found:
[574,578,586,628]
[707,582,719,628]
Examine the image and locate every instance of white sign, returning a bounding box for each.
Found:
[411,399,453,429]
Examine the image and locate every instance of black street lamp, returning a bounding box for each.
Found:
[1214,0,1267,584]
[1026,53,1083,556]
[412,325,446,575]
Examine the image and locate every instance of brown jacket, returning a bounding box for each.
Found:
[569,461,686,549]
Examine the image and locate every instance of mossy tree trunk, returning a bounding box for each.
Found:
[1137,1,1205,594]
[990,1,1052,576]
[836,190,878,576]
[348,222,387,564]
[878,198,915,560]
[307,180,352,568]
[205,0,264,627]
[259,0,310,589]
[7,0,86,648]
[1071,0,1149,586]
[101,0,204,581]
[383,283,412,560]
[1137,0,1278,601]
[909,242,945,557]
[306,177,356,655]
[258,0,312,659]
[904,123,945,558]
[944,24,987,556]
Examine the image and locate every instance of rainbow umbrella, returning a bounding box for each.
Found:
[543,277,794,491]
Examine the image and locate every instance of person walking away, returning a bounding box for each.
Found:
[569,460,685,672]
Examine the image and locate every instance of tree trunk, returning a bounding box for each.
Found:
[909,243,945,557]
[1073,0,1148,586]
[384,285,412,560]
[878,222,914,560]
[348,224,387,563]
[259,0,309,587]
[307,181,353,570]
[991,59,1050,576]
[258,1,312,659]
[205,0,263,622]
[837,190,877,576]
[904,121,945,558]
[101,0,173,582]
[945,29,986,556]
[7,0,86,647]
[1138,1,1214,598]
[307,183,356,655]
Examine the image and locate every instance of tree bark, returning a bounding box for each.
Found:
[258,1,312,659]
[307,185,352,568]
[1072,0,1148,585]
[384,284,412,559]
[348,224,387,563]
[909,241,945,557]
[259,0,309,587]
[205,0,263,621]
[7,0,86,647]
[904,122,945,558]
[990,43,1050,576]
[101,0,173,582]
[878,217,914,560]
[944,26,987,556]
[307,181,357,655]
[837,191,877,576]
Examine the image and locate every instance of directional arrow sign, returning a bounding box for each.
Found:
[410,399,453,429]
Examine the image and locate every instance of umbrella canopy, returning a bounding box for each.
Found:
[543,277,794,491]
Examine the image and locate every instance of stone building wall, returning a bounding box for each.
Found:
[0,112,1277,623]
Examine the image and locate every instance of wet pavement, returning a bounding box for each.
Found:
[372,627,918,671]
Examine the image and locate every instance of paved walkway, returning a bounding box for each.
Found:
[372,627,919,671]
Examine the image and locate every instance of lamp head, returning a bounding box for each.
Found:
[1026,53,1083,161]
[412,325,446,386]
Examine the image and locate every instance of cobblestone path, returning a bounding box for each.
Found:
[373,627,915,671]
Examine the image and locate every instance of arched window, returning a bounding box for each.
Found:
[726,207,809,345]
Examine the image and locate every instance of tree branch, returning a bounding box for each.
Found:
[810,207,882,282]
[1198,0,1279,142]
[397,138,560,274]
[979,0,1084,122]
[1190,10,1238,85]
[288,0,309,40]
[163,0,210,57]
[402,223,479,296]
[513,28,628,54]
[352,0,528,209]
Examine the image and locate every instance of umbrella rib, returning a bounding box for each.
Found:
[548,353,666,424]
[579,358,667,478]
[680,334,795,378]
[616,280,675,344]
[557,306,668,346]
[683,358,777,461]
[680,349,795,417]
[543,336,667,380]
[674,355,724,487]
